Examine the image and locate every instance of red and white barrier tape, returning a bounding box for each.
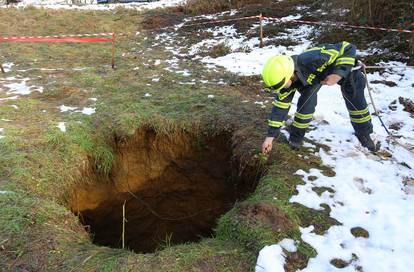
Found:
[262,16,414,34]
[0,37,113,42]
[181,15,260,28]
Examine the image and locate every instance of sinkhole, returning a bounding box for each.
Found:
[69,128,262,253]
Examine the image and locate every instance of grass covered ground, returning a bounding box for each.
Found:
[0,7,338,271]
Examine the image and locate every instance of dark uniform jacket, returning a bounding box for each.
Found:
[267,41,372,138]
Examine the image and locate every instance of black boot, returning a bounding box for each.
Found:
[355,133,379,152]
[288,136,302,150]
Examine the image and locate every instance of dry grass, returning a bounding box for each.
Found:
[179,0,274,15]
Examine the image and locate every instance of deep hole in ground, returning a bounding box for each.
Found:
[69,128,263,253]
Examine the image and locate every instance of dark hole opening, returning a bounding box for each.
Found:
[70,129,261,253]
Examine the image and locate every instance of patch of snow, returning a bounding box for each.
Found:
[256,245,285,272]
[2,62,14,72]
[279,238,297,253]
[176,69,191,76]
[207,94,215,98]
[79,107,95,115]
[279,14,303,22]
[202,40,311,76]
[59,105,77,112]
[2,78,43,95]
[144,93,151,97]
[57,122,66,132]
[0,96,18,101]
[178,81,195,85]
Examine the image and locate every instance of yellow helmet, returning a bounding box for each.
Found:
[262,55,294,92]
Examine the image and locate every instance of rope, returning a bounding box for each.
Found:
[361,63,391,135]
[180,15,260,28]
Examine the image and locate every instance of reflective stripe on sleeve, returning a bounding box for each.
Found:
[278,88,296,100]
[340,41,350,55]
[307,74,316,84]
[335,57,355,66]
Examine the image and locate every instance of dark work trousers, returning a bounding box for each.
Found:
[289,69,373,142]
[340,69,373,135]
[289,84,321,143]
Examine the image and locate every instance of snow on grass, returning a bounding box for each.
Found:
[201,24,313,76]
[0,77,43,96]
[79,107,95,115]
[59,105,77,112]
[4,0,185,11]
[0,96,19,101]
[57,122,66,132]
[0,191,14,194]
[58,105,97,115]
[175,69,191,76]
[2,62,14,72]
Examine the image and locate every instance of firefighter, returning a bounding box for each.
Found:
[261,41,378,154]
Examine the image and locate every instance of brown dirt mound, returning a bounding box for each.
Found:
[142,11,184,30]
[238,202,293,232]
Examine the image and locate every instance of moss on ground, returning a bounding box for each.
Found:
[0,7,337,271]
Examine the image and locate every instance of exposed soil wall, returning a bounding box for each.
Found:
[69,128,260,253]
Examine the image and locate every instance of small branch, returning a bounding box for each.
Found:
[122,200,126,249]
